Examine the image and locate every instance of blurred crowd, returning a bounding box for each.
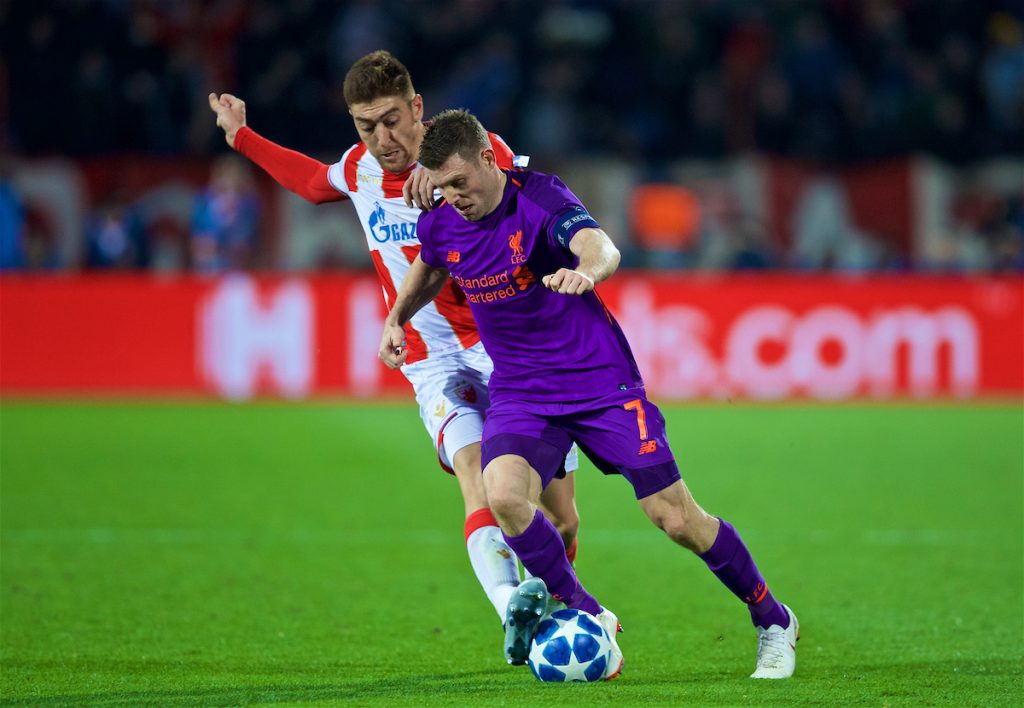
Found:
[4,0,1022,161]
[1,0,1022,272]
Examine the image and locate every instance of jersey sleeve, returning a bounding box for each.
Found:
[537,175,601,252]
[416,213,445,269]
[233,127,347,204]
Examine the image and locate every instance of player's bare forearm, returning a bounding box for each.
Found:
[379,257,448,368]
[388,256,449,328]
[543,228,621,295]
[571,228,620,283]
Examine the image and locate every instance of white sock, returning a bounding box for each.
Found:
[466,524,522,621]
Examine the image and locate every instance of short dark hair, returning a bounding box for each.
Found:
[419,109,490,170]
[343,50,415,107]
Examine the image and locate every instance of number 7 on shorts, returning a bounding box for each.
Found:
[624,398,648,440]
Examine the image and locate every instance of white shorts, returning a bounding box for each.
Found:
[402,342,578,474]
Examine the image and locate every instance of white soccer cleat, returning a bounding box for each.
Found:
[595,608,624,680]
[750,604,799,679]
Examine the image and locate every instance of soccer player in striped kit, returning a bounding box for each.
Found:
[208,51,582,636]
[380,109,799,680]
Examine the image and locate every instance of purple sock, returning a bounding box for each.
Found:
[700,518,789,630]
[503,509,601,616]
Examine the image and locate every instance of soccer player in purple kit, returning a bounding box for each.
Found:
[207,52,586,641]
[379,109,799,680]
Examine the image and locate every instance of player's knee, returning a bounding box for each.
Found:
[485,485,527,522]
[652,508,701,551]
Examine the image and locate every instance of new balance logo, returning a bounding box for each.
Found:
[434,401,446,418]
[512,265,535,290]
[447,250,461,263]
[638,440,657,455]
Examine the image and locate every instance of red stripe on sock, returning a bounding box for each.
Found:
[464,507,499,543]
[566,536,578,564]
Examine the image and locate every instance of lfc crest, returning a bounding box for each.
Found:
[508,230,526,264]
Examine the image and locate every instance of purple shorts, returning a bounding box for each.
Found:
[481,388,681,499]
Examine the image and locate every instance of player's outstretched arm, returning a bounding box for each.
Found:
[379,255,449,369]
[542,227,621,295]
[207,92,344,205]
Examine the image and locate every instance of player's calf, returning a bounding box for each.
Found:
[638,480,719,554]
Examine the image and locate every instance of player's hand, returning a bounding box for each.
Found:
[378,322,409,369]
[542,268,595,295]
[403,165,437,211]
[207,92,247,148]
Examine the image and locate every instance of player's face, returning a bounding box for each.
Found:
[428,149,503,221]
[349,94,424,173]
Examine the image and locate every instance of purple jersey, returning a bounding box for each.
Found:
[418,170,643,404]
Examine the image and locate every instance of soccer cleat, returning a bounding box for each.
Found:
[595,608,624,680]
[750,604,799,679]
[503,578,549,665]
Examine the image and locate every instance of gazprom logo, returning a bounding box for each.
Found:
[368,201,417,243]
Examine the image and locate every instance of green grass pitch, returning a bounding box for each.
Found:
[1,401,1021,706]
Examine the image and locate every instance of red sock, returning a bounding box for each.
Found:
[464,507,498,542]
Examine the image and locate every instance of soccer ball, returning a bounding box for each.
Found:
[527,608,612,682]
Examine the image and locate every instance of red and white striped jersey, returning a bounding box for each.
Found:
[325,133,518,365]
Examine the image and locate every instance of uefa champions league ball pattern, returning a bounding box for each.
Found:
[527,608,612,682]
